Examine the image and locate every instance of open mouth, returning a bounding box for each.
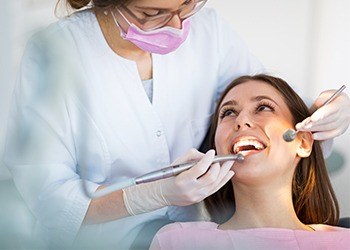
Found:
[232,138,267,155]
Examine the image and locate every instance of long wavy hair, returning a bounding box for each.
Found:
[204,74,339,226]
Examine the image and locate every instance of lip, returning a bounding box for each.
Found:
[230,134,268,156]
[238,150,262,157]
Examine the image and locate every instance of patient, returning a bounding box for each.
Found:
[150,74,350,249]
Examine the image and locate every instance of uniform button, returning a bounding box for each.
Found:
[156,130,162,137]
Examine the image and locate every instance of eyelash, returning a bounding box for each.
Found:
[254,101,276,113]
[219,107,237,120]
[219,101,276,120]
[183,0,193,5]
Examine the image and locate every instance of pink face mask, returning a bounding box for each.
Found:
[111,10,191,55]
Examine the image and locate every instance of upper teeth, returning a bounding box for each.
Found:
[233,139,265,153]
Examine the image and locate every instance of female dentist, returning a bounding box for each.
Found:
[4,0,350,248]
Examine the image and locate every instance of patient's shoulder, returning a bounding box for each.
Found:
[310,224,350,231]
[157,221,218,234]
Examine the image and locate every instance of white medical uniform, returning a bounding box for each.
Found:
[4,8,264,248]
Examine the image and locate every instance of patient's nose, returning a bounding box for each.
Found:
[234,113,253,131]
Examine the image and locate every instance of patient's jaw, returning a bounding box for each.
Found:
[214,81,302,185]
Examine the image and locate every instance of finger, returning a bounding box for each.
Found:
[309,102,339,123]
[196,162,221,184]
[304,120,341,133]
[313,89,342,105]
[191,161,234,202]
[215,160,234,183]
[220,160,235,173]
[203,160,234,189]
[172,148,204,165]
[195,167,234,201]
[307,114,339,128]
[209,170,235,195]
[312,127,345,140]
[181,149,215,179]
[296,109,340,131]
[295,117,312,131]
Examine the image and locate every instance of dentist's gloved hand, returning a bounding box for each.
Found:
[162,149,235,206]
[296,90,350,140]
[122,149,235,215]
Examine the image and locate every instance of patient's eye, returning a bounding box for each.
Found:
[255,101,275,113]
[219,107,237,119]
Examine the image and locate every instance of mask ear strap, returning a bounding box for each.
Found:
[116,8,132,26]
[110,9,129,36]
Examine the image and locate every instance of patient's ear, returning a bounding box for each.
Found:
[296,131,314,158]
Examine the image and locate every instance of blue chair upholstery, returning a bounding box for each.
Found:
[339,217,350,228]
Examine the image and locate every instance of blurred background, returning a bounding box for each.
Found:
[0,0,349,247]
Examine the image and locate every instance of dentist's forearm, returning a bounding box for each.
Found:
[83,186,130,224]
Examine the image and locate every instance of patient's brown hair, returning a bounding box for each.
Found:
[204,74,339,226]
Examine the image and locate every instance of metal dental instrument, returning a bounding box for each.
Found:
[283,85,346,142]
[84,154,244,199]
[134,153,244,184]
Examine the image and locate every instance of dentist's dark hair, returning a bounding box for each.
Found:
[204,74,339,226]
[63,0,132,10]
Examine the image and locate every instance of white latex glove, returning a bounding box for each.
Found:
[296,90,350,140]
[162,149,235,206]
[122,149,235,215]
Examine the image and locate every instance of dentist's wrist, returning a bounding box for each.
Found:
[122,180,170,216]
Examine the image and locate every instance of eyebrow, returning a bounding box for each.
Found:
[135,0,189,11]
[219,95,279,110]
[135,6,168,11]
[253,95,279,106]
[219,100,237,110]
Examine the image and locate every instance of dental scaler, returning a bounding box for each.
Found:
[283,85,346,142]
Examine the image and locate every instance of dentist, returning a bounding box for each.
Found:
[4,0,350,248]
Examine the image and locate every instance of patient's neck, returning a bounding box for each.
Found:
[218,183,310,231]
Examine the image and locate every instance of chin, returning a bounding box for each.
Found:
[232,155,267,177]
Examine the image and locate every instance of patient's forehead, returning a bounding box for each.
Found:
[222,81,286,105]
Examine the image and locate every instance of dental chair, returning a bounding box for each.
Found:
[339,217,350,228]
[129,129,350,249]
